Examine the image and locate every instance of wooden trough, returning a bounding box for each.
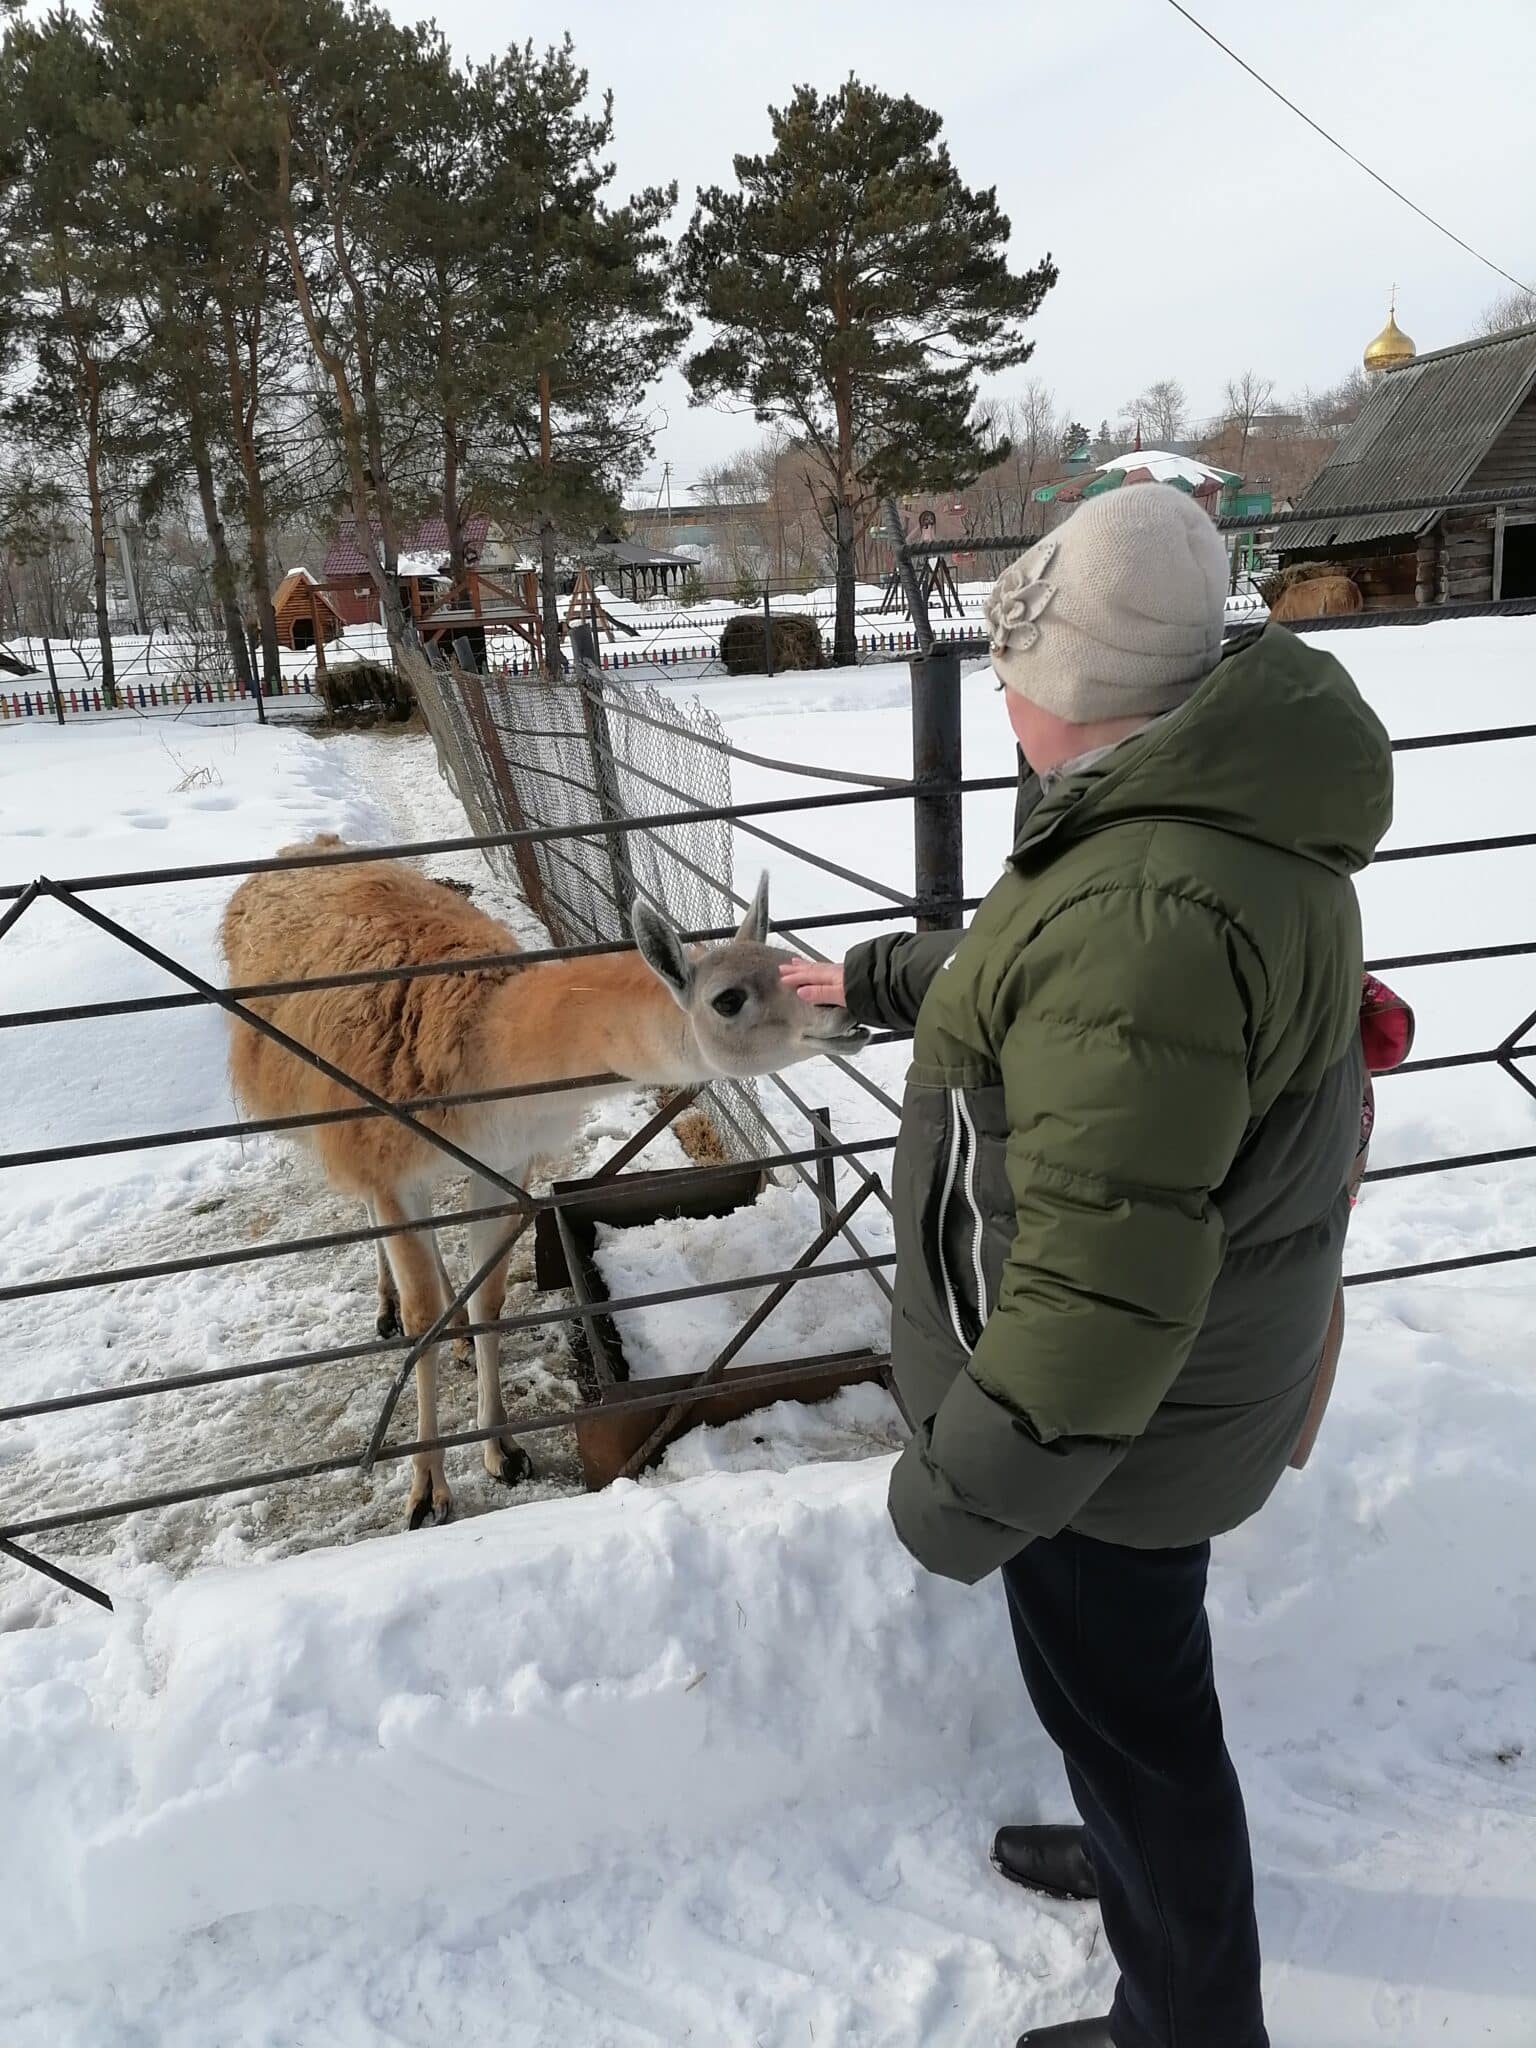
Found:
[533,1162,886,1487]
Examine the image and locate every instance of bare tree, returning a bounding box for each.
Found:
[964,379,1062,535]
[1296,368,1370,440]
[1477,286,1536,336]
[1124,377,1189,447]
[691,452,766,588]
[1222,369,1275,473]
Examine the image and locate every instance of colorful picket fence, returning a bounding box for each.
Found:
[0,674,318,721]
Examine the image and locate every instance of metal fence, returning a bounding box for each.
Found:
[1,650,1534,1615]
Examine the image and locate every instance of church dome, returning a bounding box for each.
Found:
[1364,298,1416,373]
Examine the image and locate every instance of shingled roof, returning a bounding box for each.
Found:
[322,515,492,579]
[1279,322,1536,552]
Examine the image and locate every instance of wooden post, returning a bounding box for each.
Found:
[570,622,635,930]
[42,638,65,725]
[1493,506,1507,602]
[883,495,932,654]
[457,654,559,938]
[762,585,774,677]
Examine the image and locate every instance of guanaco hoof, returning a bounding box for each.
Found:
[376,1301,401,1341]
[492,1445,534,1487]
[408,1494,452,1531]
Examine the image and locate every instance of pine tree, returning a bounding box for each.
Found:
[164,0,451,650]
[1,8,134,701]
[680,80,1056,665]
[1060,420,1091,462]
[99,0,296,688]
[433,38,683,673]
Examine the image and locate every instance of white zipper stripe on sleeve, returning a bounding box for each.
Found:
[936,1091,971,1354]
[955,1091,990,1327]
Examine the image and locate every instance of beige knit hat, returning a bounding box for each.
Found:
[986,485,1229,722]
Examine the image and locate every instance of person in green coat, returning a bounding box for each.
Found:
[782,484,1393,2048]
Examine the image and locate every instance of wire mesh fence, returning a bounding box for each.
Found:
[413,643,776,1164]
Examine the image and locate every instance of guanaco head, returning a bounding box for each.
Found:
[632,875,869,1077]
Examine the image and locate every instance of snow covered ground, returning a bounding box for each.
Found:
[2,620,1535,2044]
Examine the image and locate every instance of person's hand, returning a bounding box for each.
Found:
[779,958,847,1008]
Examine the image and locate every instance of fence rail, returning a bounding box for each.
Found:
[1,653,1532,1612]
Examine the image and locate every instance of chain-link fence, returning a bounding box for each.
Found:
[411,644,774,1162]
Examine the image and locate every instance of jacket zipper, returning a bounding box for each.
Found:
[936,1093,971,1353]
[955,1092,990,1330]
[936,1089,989,1354]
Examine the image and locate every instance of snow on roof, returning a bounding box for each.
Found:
[1097,449,1239,488]
[396,552,447,581]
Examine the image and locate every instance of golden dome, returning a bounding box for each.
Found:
[1364,297,1416,372]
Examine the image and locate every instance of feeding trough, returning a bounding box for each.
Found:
[533,1161,887,1487]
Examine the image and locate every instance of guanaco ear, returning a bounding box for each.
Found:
[632,897,693,1008]
[735,871,770,946]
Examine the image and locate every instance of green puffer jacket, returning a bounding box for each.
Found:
[845,625,1393,1583]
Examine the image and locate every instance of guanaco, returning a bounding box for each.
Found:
[221,838,867,1527]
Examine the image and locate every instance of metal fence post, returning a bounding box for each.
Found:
[762,586,774,677]
[910,644,963,932]
[248,622,267,726]
[570,623,636,928]
[41,638,65,726]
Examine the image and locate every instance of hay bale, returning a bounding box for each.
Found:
[1259,560,1362,608]
[318,658,414,723]
[1268,574,1363,623]
[718,612,823,676]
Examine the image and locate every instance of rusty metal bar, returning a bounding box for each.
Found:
[33,878,534,1209]
[614,1177,881,1480]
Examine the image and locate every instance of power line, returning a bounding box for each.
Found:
[1164,1,1533,298]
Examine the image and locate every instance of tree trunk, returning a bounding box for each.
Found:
[248,514,281,687]
[218,299,282,686]
[191,426,255,695]
[82,383,117,708]
[540,518,562,678]
[537,369,561,677]
[272,130,408,651]
[830,352,860,666]
[443,417,467,587]
[833,498,858,666]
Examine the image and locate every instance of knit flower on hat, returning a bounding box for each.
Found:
[985,536,1057,655]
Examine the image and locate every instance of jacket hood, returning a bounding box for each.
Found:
[1013,625,1393,877]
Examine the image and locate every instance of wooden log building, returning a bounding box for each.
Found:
[272,567,344,651]
[1277,321,1536,610]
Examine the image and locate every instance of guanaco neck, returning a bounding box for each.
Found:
[482,952,709,1088]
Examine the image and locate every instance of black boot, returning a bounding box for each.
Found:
[1016,2020,1115,2046]
[991,1824,1099,1902]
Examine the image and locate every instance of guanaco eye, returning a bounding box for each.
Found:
[712,988,747,1017]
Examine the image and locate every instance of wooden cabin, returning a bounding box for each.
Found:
[272,568,344,651]
[1277,323,1536,611]
[320,516,500,627]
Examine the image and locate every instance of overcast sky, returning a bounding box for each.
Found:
[406,1,1532,499]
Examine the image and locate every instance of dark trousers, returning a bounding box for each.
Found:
[1002,1529,1268,2048]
